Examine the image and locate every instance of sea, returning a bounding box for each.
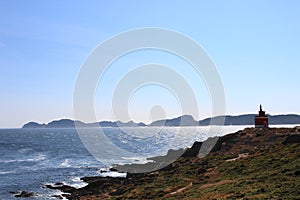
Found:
[0,125,297,199]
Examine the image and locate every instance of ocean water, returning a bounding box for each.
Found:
[0,125,272,199]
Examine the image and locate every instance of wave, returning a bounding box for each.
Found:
[121,156,154,164]
[45,177,88,190]
[56,158,99,169]
[0,153,46,163]
[0,170,16,175]
[98,171,127,178]
[68,177,88,189]
[37,188,70,200]
[18,148,33,153]
[59,159,71,168]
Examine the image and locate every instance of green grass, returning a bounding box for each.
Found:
[111,143,300,200]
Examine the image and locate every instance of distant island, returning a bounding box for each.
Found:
[22,114,300,128]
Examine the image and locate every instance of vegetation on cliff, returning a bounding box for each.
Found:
[49,127,300,199]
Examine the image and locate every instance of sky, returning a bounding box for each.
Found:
[0,1,300,128]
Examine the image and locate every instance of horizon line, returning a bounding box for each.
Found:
[20,112,300,127]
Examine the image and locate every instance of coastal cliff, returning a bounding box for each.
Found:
[47,127,300,199]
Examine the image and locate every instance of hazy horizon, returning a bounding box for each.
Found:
[1,1,300,128]
[13,111,300,129]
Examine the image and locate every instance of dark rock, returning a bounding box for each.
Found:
[256,132,264,137]
[14,191,35,198]
[283,134,300,144]
[54,182,64,186]
[294,170,300,176]
[51,194,64,199]
[149,148,184,163]
[44,184,77,193]
[181,136,224,158]
[161,163,174,171]
[109,188,127,196]
[109,168,119,172]
[281,168,291,173]
[198,136,223,155]
[127,173,145,179]
[197,168,207,174]
[112,148,185,173]
[99,169,108,173]
[210,137,223,152]
[181,141,202,157]
[257,188,265,193]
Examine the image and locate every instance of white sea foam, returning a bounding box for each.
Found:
[43,177,88,191]
[18,148,32,153]
[43,190,70,200]
[27,153,46,162]
[97,168,127,177]
[121,156,154,164]
[63,177,88,189]
[0,153,46,163]
[59,159,71,168]
[98,171,127,178]
[64,182,88,189]
[0,170,15,175]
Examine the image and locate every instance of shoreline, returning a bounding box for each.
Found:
[44,127,300,199]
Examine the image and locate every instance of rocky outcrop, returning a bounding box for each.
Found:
[283,134,300,144]
[46,127,300,199]
[11,191,35,198]
[181,141,202,157]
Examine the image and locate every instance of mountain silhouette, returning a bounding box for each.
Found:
[22,114,300,128]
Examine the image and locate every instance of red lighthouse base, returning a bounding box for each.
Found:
[254,105,269,128]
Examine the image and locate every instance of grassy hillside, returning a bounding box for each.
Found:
[51,127,300,199]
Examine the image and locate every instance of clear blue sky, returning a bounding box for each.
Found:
[1,1,299,128]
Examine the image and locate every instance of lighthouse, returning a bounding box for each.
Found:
[254,105,269,128]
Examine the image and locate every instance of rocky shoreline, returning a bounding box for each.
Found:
[40,127,300,199]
